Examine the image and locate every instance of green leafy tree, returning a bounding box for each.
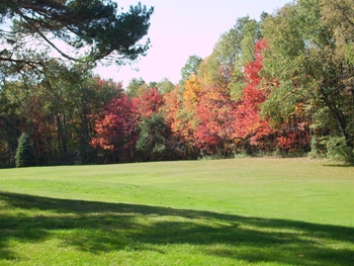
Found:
[198,16,261,96]
[148,81,158,88]
[156,78,174,94]
[180,55,202,83]
[229,17,262,99]
[126,78,146,98]
[15,132,36,167]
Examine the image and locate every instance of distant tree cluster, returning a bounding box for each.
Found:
[1,0,354,167]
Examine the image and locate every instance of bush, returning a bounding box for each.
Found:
[15,133,36,167]
[326,136,354,164]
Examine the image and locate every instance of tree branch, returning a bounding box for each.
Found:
[16,10,81,62]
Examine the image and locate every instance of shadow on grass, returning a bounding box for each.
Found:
[323,164,354,168]
[1,191,353,265]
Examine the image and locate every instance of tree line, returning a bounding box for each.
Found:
[1,0,353,167]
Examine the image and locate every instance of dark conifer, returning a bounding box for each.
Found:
[15,133,36,167]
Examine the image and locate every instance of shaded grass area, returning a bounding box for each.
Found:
[1,192,354,266]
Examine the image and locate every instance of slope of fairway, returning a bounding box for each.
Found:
[0,158,353,265]
[1,158,353,225]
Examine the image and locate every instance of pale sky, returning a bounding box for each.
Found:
[95,0,291,87]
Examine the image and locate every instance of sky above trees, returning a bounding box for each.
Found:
[95,0,291,86]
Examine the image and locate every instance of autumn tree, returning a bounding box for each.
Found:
[179,74,203,152]
[136,87,164,119]
[195,87,238,156]
[261,0,354,161]
[163,74,202,141]
[162,83,200,159]
[162,87,182,135]
[161,87,189,158]
[234,39,310,155]
[234,40,274,151]
[183,73,202,105]
[91,95,139,163]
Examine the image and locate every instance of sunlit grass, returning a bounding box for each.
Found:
[0,158,353,265]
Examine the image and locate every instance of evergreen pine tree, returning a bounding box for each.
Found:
[15,133,36,167]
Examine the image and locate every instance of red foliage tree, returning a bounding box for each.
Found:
[195,87,238,155]
[235,39,310,153]
[276,115,310,152]
[234,40,276,149]
[136,87,164,118]
[90,95,140,162]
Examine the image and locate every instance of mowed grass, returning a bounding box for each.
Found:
[0,158,353,265]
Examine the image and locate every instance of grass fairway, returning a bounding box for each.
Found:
[0,158,353,265]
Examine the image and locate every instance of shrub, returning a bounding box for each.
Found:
[326,136,353,164]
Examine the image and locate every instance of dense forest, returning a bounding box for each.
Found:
[1,0,353,167]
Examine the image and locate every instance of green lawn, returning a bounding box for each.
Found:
[0,158,353,265]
